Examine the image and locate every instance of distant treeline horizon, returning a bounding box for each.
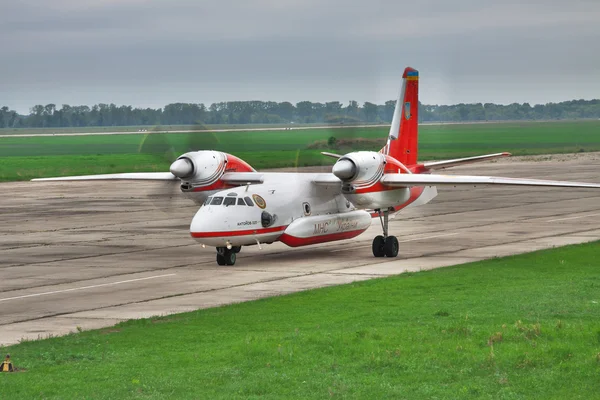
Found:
[1,98,599,129]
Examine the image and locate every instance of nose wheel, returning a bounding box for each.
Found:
[372,209,399,258]
[216,246,240,266]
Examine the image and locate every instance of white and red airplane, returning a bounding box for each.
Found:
[33,67,600,266]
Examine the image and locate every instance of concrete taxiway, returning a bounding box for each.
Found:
[1,154,599,346]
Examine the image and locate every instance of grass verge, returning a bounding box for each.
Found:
[1,120,599,181]
[2,241,600,399]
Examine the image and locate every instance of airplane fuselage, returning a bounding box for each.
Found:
[189,172,436,248]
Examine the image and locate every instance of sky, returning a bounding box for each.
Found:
[2,0,600,113]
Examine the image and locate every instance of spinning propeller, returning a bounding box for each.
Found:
[137,124,221,212]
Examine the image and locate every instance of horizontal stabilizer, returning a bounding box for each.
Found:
[381,173,600,189]
[32,172,177,182]
[422,153,511,171]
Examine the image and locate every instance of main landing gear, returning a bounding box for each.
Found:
[216,246,241,266]
[372,209,399,258]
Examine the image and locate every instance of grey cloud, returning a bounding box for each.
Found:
[1,0,599,112]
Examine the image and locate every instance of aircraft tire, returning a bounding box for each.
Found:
[225,250,236,266]
[372,235,386,257]
[232,246,242,253]
[384,236,399,257]
[216,253,226,266]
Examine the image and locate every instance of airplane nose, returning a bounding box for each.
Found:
[190,208,207,236]
[170,158,194,178]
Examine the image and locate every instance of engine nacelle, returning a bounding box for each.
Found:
[169,150,255,204]
[332,151,386,191]
[332,151,412,210]
[170,150,227,186]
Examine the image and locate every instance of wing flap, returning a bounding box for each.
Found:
[422,153,511,171]
[381,173,600,189]
[32,172,177,182]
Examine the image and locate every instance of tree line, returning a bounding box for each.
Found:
[1,99,599,129]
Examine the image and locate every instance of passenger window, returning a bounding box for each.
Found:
[237,198,246,206]
[223,197,236,207]
[244,196,254,206]
[204,197,212,206]
[211,197,223,205]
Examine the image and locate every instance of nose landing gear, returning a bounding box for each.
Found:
[372,209,399,258]
[216,246,241,266]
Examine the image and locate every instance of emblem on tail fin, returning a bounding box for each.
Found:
[404,102,411,120]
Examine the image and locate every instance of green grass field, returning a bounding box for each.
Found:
[1,120,599,181]
[1,241,600,399]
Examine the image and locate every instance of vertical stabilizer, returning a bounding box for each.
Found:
[382,67,419,165]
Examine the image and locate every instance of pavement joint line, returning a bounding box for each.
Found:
[53,316,128,321]
[330,232,460,253]
[0,274,177,303]
[2,193,598,239]
[0,271,323,326]
[2,217,599,277]
[395,196,600,222]
[324,217,600,255]
[324,272,393,276]
[329,229,600,270]
[4,251,451,326]
[0,243,195,270]
[547,213,600,223]
[0,214,193,237]
[258,218,598,260]
[0,263,202,294]
[2,200,598,250]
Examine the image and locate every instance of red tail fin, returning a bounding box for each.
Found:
[382,67,419,165]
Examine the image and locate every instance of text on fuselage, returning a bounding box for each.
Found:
[313,218,358,234]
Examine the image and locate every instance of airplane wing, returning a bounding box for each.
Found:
[422,153,511,171]
[220,172,264,185]
[312,173,341,185]
[32,171,266,185]
[31,172,177,182]
[381,173,600,189]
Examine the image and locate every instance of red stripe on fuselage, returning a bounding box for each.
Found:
[190,225,287,238]
[279,229,367,247]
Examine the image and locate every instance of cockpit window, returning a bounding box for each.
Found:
[204,197,212,206]
[223,197,236,207]
[210,197,223,205]
[244,196,254,206]
[237,198,246,206]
